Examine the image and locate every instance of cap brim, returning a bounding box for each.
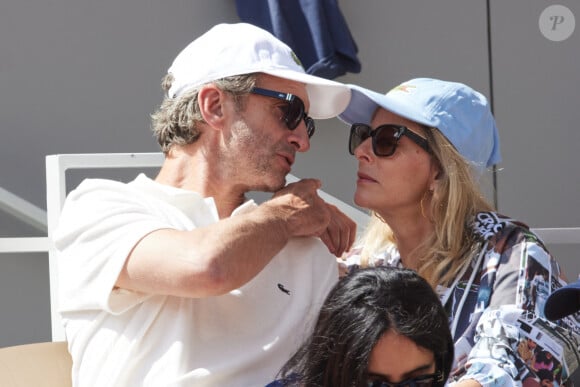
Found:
[262,69,351,119]
[338,84,436,127]
[544,282,580,321]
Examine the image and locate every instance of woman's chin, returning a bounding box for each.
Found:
[353,194,372,210]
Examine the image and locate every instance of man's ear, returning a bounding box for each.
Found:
[198,85,226,129]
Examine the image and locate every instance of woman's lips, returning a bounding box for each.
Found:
[357,172,377,183]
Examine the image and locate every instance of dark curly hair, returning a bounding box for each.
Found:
[277,267,453,387]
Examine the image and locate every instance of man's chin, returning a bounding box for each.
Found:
[245,175,285,194]
[264,181,286,193]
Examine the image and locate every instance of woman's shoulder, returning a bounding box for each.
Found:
[470,211,559,277]
[471,211,544,245]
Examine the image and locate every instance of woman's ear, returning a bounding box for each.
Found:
[198,85,225,129]
[429,162,442,192]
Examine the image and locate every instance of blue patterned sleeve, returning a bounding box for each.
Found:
[453,306,523,386]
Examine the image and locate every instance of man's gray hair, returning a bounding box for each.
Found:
[151,73,258,154]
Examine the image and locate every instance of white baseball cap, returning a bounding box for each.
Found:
[167,23,351,119]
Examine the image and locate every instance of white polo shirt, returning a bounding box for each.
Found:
[55,174,338,387]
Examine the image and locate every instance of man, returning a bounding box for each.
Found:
[54,23,355,386]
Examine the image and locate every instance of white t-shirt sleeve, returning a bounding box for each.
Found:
[54,179,175,315]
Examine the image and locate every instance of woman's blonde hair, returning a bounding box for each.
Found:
[357,128,494,287]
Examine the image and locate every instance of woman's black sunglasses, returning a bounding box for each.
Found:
[367,371,443,387]
[349,123,429,157]
[250,87,315,138]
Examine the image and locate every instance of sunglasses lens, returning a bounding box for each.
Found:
[251,88,312,136]
[366,376,435,387]
[405,374,437,387]
[349,124,403,157]
[304,116,315,138]
[414,379,435,387]
[349,124,371,154]
[374,125,399,156]
[283,98,305,130]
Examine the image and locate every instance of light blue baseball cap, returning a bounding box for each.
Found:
[339,78,501,174]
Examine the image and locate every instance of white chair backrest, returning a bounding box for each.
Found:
[46,153,166,341]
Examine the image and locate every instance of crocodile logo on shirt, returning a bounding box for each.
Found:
[277,283,291,295]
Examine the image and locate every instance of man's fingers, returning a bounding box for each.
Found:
[327,204,357,256]
[319,229,336,256]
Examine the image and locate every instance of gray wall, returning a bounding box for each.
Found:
[0,0,242,347]
[1,0,578,351]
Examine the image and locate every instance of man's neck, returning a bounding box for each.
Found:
[155,148,246,218]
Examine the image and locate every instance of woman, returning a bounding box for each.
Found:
[272,266,453,387]
[338,78,578,386]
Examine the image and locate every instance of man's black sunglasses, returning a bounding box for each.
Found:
[349,123,429,157]
[250,87,315,138]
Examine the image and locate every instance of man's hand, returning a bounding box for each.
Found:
[319,203,356,257]
[267,179,331,237]
[266,179,356,257]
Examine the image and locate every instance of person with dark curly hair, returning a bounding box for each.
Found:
[270,266,454,387]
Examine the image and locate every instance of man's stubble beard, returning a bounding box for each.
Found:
[227,121,289,193]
